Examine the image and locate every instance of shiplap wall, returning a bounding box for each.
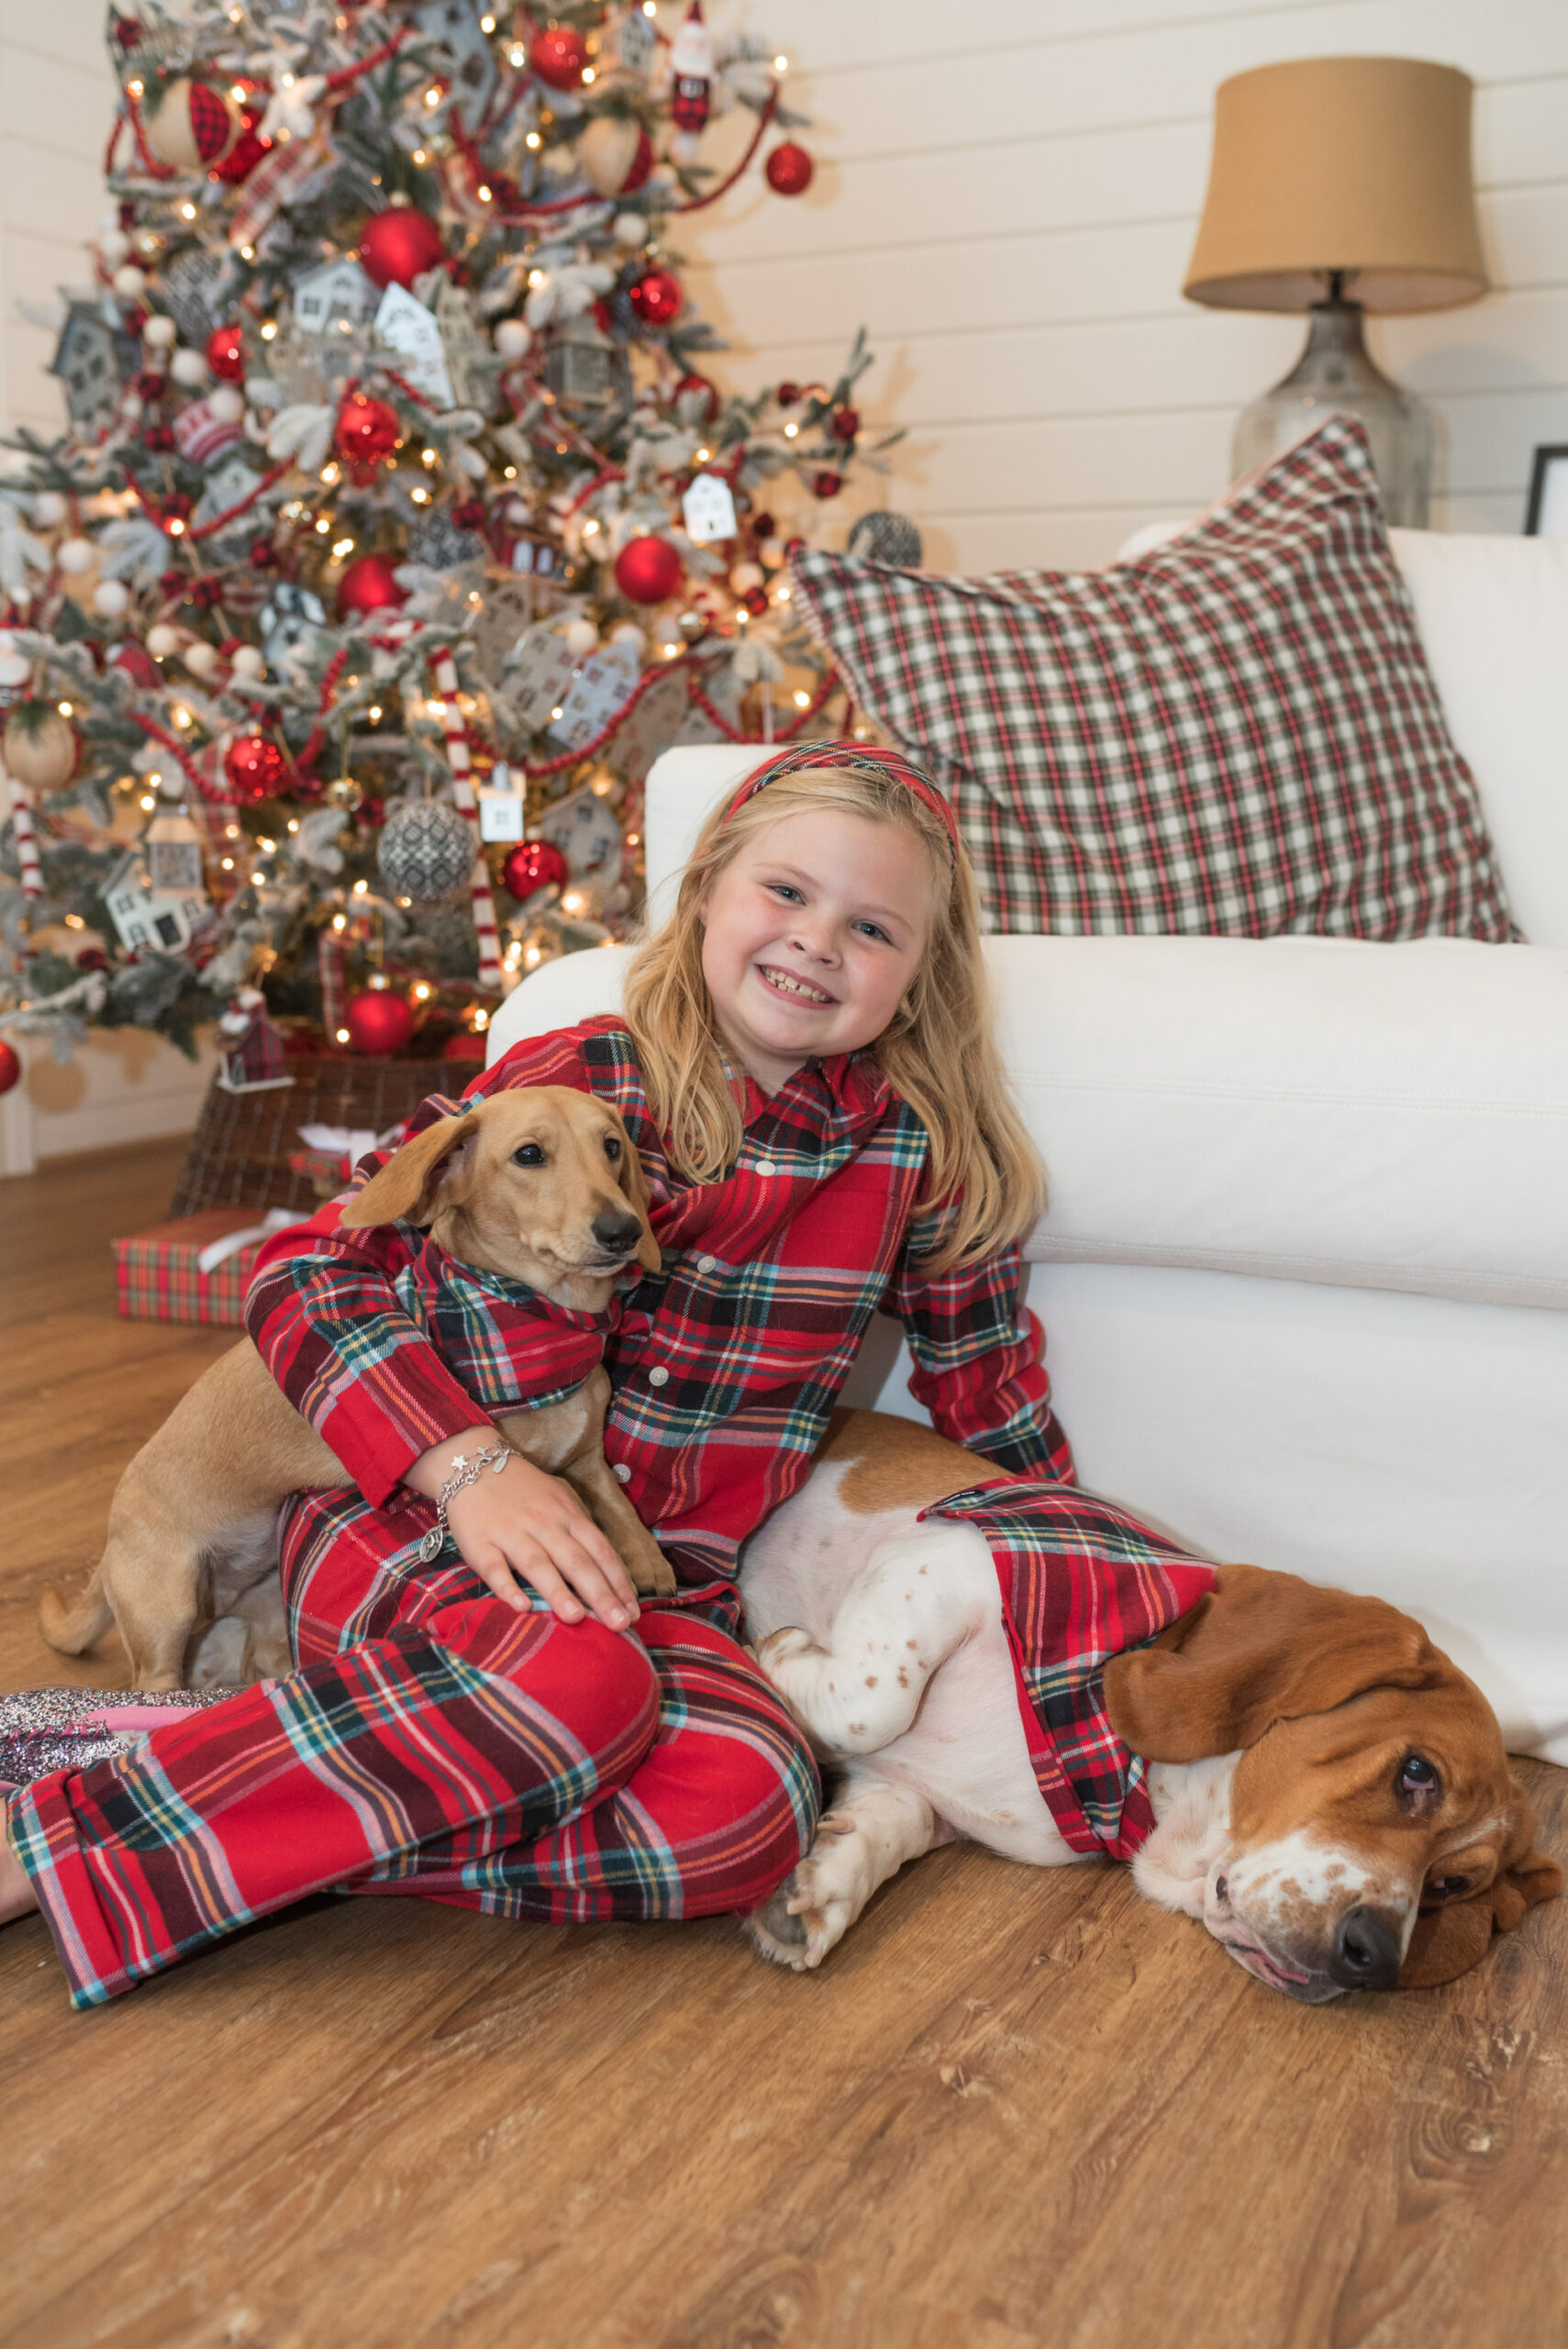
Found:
[2,1,1563,573]
[687,0,1568,571]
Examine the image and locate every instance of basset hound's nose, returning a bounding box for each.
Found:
[592,1208,644,1256]
[1330,1904,1402,1992]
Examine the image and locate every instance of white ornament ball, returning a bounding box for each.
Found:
[33,491,68,529]
[613,212,648,247]
[57,537,95,575]
[112,264,147,301]
[758,536,786,570]
[230,644,266,681]
[183,640,218,677]
[93,579,130,619]
[564,618,599,657]
[728,562,764,596]
[143,315,178,350]
[377,797,474,904]
[170,348,207,386]
[99,228,130,265]
[159,765,184,798]
[608,621,645,658]
[494,317,532,361]
[206,384,244,424]
[146,624,180,657]
[0,651,30,687]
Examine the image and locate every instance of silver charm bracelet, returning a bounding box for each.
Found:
[418,1442,514,1564]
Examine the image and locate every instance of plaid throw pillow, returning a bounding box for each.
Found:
[790,419,1516,941]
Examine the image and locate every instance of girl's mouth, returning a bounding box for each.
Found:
[757,963,836,1007]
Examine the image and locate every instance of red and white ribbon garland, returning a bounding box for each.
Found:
[6,774,44,899]
[430,651,503,989]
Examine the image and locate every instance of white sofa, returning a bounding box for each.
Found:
[488,529,1568,1765]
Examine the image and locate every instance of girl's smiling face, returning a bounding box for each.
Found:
[699,807,938,1094]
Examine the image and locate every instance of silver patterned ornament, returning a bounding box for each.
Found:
[847,510,923,568]
[377,798,475,903]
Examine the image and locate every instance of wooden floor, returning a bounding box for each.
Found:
[4,1141,1567,2349]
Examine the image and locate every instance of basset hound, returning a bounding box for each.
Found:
[740,1411,1560,1998]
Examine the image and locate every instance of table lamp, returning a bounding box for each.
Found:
[1184,56,1488,526]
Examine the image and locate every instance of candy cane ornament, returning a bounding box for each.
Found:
[4,767,44,898]
[430,651,504,989]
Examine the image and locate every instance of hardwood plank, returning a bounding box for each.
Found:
[3,1141,1567,2349]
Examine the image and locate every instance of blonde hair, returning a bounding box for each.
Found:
[620,763,1046,1275]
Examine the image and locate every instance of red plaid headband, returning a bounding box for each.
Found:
[718,740,960,858]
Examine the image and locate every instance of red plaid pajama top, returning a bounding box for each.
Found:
[248,1018,1073,1609]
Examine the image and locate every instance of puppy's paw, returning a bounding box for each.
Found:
[753,1624,820,1677]
[742,1842,858,1973]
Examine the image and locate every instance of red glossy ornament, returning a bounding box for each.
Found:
[673,371,719,423]
[502,837,570,903]
[223,733,287,804]
[0,1039,18,1097]
[764,139,814,196]
[344,986,415,1055]
[627,267,684,328]
[333,392,402,476]
[336,553,407,618]
[811,470,844,499]
[776,381,800,406]
[829,406,860,442]
[613,534,684,606]
[740,585,769,618]
[442,1030,485,1063]
[111,641,161,689]
[529,24,587,88]
[359,206,446,290]
[206,323,245,382]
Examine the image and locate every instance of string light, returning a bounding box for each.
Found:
[335,1026,350,1042]
[774,54,788,71]
[421,447,437,466]
[425,84,441,106]
[167,518,185,535]
[793,690,810,709]
[139,794,156,812]
[260,319,277,340]
[353,877,368,896]
[332,912,347,931]
[508,43,525,65]
[525,129,540,149]
[57,700,72,716]
[287,818,299,832]
[412,148,428,165]
[478,184,493,202]
[412,981,432,1000]
[332,537,355,558]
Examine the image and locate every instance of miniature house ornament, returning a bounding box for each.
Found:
[217,985,294,1093]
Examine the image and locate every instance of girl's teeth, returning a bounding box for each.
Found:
[763,969,829,1003]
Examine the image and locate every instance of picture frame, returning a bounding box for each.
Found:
[1523,444,1568,537]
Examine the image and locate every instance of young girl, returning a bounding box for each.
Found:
[0,740,1073,2007]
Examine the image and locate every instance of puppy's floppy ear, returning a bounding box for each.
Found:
[338,1108,480,1230]
[1103,1561,1449,1764]
[1399,1784,1562,1989]
[610,1109,662,1274]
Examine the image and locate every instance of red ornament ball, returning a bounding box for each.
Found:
[673,371,719,423]
[0,1039,18,1097]
[614,534,684,607]
[223,733,286,804]
[764,140,814,196]
[812,470,844,500]
[628,267,684,328]
[337,552,407,618]
[502,837,570,904]
[359,206,446,290]
[529,24,587,88]
[829,406,860,442]
[206,322,246,381]
[344,986,415,1056]
[776,381,800,406]
[333,392,401,473]
[741,585,770,618]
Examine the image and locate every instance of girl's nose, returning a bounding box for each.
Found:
[789,922,839,964]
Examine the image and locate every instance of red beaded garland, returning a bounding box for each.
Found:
[529,24,587,88]
[359,206,446,290]
[206,323,245,382]
[337,553,407,617]
[811,470,844,499]
[764,140,814,196]
[627,267,684,328]
[223,733,287,803]
[502,837,570,902]
[829,406,860,442]
[333,393,402,474]
[613,534,684,606]
[344,987,415,1055]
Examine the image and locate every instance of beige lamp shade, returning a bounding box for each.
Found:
[1184,56,1488,313]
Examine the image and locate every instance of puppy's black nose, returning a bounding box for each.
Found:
[592,1209,644,1256]
[1330,1905,1402,1993]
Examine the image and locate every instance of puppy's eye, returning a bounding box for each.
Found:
[1396,1753,1440,1798]
[1428,1876,1470,1901]
[511,1144,545,1167]
[603,1136,622,1162]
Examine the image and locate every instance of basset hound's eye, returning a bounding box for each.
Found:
[1396,1753,1442,1807]
[1426,1875,1471,1902]
[603,1135,622,1163]
[511,1142,545,1167]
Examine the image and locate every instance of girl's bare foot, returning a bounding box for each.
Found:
[0,1826,39,1924]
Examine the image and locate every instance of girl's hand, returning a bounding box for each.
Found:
[406,1429,640,1631]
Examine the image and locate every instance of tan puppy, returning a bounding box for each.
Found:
[41,1088,674,1690]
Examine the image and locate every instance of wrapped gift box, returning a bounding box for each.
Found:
[113,1208,307,1327]
[287,1145,356,1198]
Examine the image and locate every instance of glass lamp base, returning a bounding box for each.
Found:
[1231,296,1433,528]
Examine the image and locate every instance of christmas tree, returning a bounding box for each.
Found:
[0,1,902,1085]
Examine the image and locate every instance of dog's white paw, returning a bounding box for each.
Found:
[754,1624,819,1675]
[742,1814,863,1973]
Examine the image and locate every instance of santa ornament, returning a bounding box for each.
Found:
[667,4,714,162]
[216,985,294,1094]
[142,77,242,173]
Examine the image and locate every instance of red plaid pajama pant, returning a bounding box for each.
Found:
[8,1488,819,2009]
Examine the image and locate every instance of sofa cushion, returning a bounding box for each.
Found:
[789,417,1515,946]
[488,929,1568,1313]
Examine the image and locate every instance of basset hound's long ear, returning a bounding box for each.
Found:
[609,1108,662,1274]
[1399,1783,1562,1988]
[338,1108,481,1230]
[1103,1562,1450,1764]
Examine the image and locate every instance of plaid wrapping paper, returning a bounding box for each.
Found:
[113,1209,272,1327]
[789,417,1516,943]
[922,1480,1214,1860]
[288,1145,355,1197]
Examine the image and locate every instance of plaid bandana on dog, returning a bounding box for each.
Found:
[920,1478,1215,1861]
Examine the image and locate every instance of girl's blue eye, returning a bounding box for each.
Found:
[768,884,802,903]
[853,922,890,943]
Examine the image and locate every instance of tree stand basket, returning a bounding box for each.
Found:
[170,1055,468,1219]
